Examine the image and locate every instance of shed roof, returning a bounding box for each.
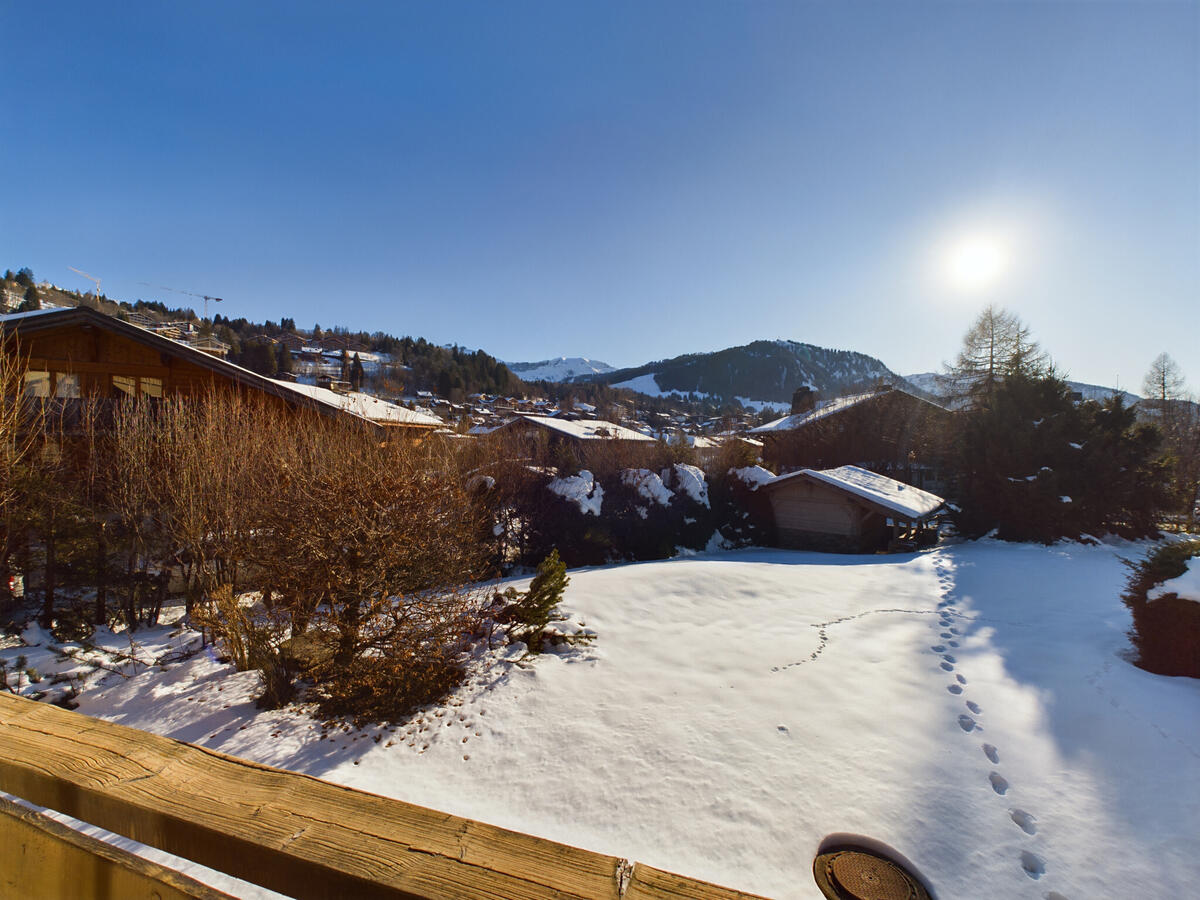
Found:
[764,465,945,520]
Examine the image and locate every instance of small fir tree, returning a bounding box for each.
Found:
[509,549,569,651]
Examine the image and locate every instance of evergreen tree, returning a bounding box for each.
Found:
[275,342,293,374]
[507,550,569,651]
[350,352,365,390]
[953,372,1165,541]
[15,286,41,312]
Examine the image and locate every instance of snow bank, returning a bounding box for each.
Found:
[671,464,709,508]
[730,465,774,490]
[621,469,673,506]
[1148,560,1200,603]
[548,470,604,516]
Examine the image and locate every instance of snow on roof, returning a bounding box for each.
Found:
[0,308,67,323]
[513,414,655,442]
[270,381,443,427]
[749,390,881,433]
[749,387,947,434]
[766,465,944,520]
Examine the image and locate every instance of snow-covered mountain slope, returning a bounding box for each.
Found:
[506,357,616,383]
[587,339,899,405]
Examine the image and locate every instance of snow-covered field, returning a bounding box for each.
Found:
[6,539,1200,899]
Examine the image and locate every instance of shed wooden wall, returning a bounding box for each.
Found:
[767,478,887,551]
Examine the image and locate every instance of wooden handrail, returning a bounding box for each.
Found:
[0,794,236,900]
[0,694,765,900]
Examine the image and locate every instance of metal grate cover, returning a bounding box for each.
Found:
[813,848,932,900]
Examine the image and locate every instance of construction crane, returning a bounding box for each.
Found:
[137,281,224,321]
[67,266,102,297]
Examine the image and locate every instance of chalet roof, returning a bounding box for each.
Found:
[749,386,949,434]
[763,464,945,520]
[271,381,443,428]
[0,305,436,430]
[503,414,655,442]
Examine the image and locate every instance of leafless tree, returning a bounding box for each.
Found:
[942,305,1049,406]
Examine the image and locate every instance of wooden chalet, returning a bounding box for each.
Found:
[491,413,655,448]
[760,465,945,552]
[750,386,954,492]
[0,306,441,433]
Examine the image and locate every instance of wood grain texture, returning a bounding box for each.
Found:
[0,694,766,900]
[0,794,237,900]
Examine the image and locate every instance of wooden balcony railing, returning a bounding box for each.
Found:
[0,694,765,900]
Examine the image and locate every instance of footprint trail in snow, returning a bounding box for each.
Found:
[928,551,1065,896]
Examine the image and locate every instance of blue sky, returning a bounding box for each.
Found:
[3,2,1197,389]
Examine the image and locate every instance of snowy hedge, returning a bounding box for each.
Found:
[1122,539,1200,678]
[483,461,774,569]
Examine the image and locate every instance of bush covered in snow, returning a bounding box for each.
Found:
[1122,539,1200,678]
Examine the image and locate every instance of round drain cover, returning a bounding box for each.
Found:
[813,848,931,900]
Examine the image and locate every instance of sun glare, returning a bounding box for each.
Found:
[942,234,1009,293]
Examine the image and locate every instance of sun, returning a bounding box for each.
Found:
[941,233,1009,293]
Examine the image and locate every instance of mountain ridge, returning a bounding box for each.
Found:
[557,339,902,408]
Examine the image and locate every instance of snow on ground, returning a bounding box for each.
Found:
[9,539,1200,899]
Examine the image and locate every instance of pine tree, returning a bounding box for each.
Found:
[509,549,569,652]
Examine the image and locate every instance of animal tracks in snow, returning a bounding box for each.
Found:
[988,771,1008,795]
[769,607,942,672]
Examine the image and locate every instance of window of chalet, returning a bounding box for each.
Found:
[112,374,164,398]
[55,373,81,398]
[24,371,51,397]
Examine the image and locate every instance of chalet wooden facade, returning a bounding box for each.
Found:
[0,306,440,433]
[761,465,945,553]
[750,386,954,492]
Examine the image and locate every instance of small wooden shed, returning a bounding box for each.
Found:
[761,465,945,552]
